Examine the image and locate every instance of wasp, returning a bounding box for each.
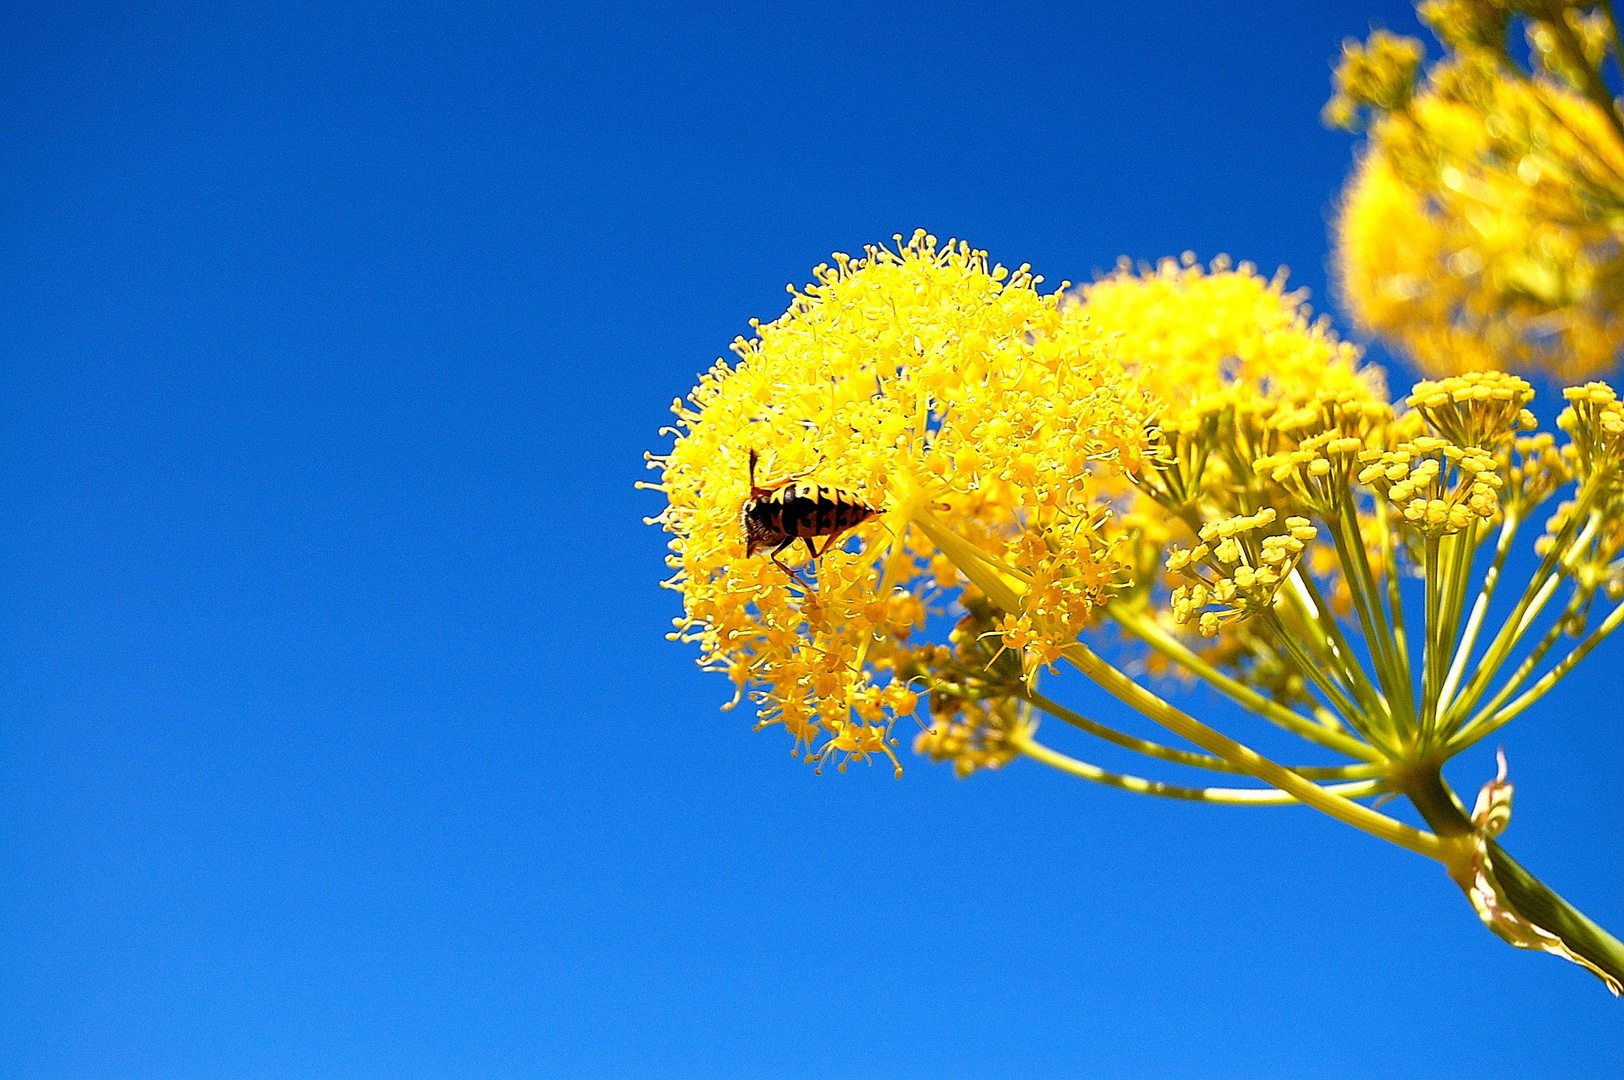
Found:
[743,449,879,578]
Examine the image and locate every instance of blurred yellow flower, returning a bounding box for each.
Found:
[1329,17,1624,378]
[1323,28,1425,130]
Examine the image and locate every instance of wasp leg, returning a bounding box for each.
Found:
[799,533,849,593]
[780,456,824,485]
[770,538,812,588]
[751,453,826,497]
[813,528,857,561]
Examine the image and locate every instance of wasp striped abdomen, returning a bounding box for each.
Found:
[742,451,878,573]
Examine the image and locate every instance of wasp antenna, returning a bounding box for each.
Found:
[748,447,759,487]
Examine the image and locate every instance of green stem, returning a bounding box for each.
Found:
[1483,840,1624,996]
[1286,569,1387,721]
[1019,687,1378,779]
[1446,613,1569,745]
[1107,604,1380,761]
[1422,535,1443,745]
[1426,528,1481,751]
[1403,766,1624,996]
[1331,498,1414,734]
[1437,512,1520,719]
[1377,498,1410,665]
[1060,639,1440,859]
[1266,611,1399,757]
[910,507,1439,858]
[1451,595,1624,752]
[1447,478,1603,725]
[1011,730,1386,804]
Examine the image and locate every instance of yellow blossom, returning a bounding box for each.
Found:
[1330,26,1624,378]
[1166,509,1318,636]
[1324,28,1426,130]
[1358,436,1504,536]
[1062,257,1396,704]
[1069,253,1382,428]
[646,231,1149,775]
[646,0,1624,981]
[1558,380,1624,484]
[1407,371,1536,449]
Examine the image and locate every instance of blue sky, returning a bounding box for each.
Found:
[3,2,1621,1076]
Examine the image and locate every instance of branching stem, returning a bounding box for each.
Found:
[1107,604,1379,760]
[909,507,1441,857]
[1438,512,1520,719]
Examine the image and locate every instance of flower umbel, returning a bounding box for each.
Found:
[1329,8,1624,377]
[646,231,1148,775]
[1167,509,1318,638]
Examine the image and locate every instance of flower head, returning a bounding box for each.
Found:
[654,223,1624,993]
[1558,380,1624,484]
[1070,254,1382,429]
[909,593,1027,778]
[1407,371,1536,449]
[1324,29,1426,130]
[1416,0,1509,51]
[647,231,1149,774]
[1166,509,1318,637]
[1255,391,1396,515]
[1068,254,1385,528]
[1331,39,1624,378]
[1358,437,1504,536]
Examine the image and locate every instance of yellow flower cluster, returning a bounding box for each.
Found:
[642,4,1624,987]
[1503,431,1571,514]
[1358,437,1503,535]
[1535,382,1624,605]
[1413,0,1507,52]
[1253,392,1395,514]
[1060,259,1391,688]
[903,592,1027,778]
[1330,18,1624,377]
[1323,28,1425,129]
[1407,371,1536,448]
[1166,509,1318,637]
[1558,381,1624,484]
[647,231,1149,774]
[1070,254,1382,427]
[913,703,1022,778]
